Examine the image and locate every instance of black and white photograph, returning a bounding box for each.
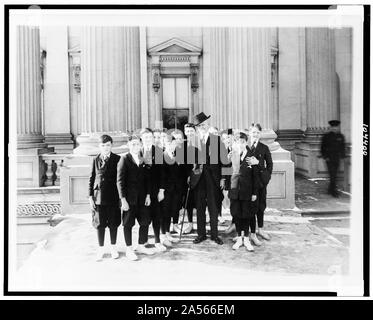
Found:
[4,4,367,296]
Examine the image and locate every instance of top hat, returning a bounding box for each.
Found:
[328,120,341,127]
[193,112,211,126]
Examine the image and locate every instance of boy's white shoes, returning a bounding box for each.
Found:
[95,247,105,261]
[243,237,254,251]
[126,247,138,261]
[218,216,226,224]
[173,224,182,234]
[110,245,119,259]
[182,222,193,234]
[232,237,243,250]
[166,232,179,243]
[250,233,262,246]
[160,234,172,247]
[136,244,155,255]
[232,237,255,251]
[258,230,271,241]
[154,242,167,252]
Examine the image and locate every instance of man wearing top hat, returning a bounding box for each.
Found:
[321,120,346,197]
[191,112,227,245]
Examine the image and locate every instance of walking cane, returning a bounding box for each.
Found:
[179,184,191,241]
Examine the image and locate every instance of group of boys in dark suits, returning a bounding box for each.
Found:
[88,112,273,261]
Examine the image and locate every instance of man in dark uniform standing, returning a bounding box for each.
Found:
[321,120,346,197]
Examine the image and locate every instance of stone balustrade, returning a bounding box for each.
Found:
[41,154,65,187]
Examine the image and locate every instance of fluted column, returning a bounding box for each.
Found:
[294,28,338,178]
[203,28,277,148]
[17,26,46,149]
[202,28,229,129]
[227,28,272,130]
[74,26,141,155]
[305,28,338,136]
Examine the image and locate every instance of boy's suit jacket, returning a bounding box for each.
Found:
[116,153,151,206]
[88,152,121,205]
[160,151,188,193]
[228,149,261,201]
[248,141,273,187]
[142,145,165,198]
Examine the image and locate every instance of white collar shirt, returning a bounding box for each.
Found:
[130,152,140,166]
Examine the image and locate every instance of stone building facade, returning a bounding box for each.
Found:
[16,25,352,213]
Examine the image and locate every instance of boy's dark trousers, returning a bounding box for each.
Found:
[148,198,162,243]
[249,187,266,233]
[96,204,121,246]
[122,196,151,246]
[230,199,252,237]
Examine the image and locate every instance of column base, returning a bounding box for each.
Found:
[17,134,47,149]
[17,147,54,187]
[259,130,295,209]
[294,128,344,179]
[276,129,305,161]
[73,132,130,156]
[45,133,75,154]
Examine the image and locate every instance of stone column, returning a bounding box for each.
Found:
[202,27,294,208]
[228,28,272,131]
[202,27,228,128]
[139,27,149,128]
[305,28,338,134]
[277,28,307,158]
[17,26,46,149]
[17,26,53,187]
[294,28,339,178]
[204,28,280,148]
[74,26,141,155]
[44,26,74,154]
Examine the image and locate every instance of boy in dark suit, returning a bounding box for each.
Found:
[117,134,153,261]
[228,132,260,252]
[247,123,273,243]
[182,123,199,234]
[88,134,121,261]
[159,134,186,245]
[141,128,167,252]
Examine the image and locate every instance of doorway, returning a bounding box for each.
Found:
[162,77,190,131]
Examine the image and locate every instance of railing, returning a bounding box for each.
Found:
[41,154,65,187]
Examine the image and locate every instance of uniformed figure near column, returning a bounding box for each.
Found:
[74,26,141,155]
[17,26,46,149]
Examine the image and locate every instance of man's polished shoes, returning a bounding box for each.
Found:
[211,236,223,245]
[193,235,207,244]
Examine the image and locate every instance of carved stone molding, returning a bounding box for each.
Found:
[17,202,61,217]
[271,46,279,88]
[69,49,81,93]
[190,63,199,92]
[152,64,161,92]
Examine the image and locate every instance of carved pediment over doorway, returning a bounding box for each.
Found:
[148,37,202,56]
